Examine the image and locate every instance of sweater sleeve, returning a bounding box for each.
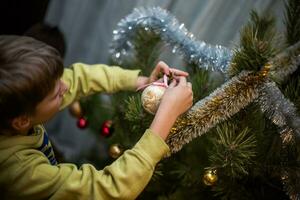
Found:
[60,63,141,109]
[11,129,169,200]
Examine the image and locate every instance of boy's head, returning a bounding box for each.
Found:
[0,35,65,134]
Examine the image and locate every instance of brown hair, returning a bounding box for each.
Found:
[0,35,64,130]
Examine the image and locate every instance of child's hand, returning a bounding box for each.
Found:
[148,61,189,83]
[150,76,193,140]
[135,61,189,89]
[159,76,193,117]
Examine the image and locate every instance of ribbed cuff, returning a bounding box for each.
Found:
[133,129,170,165]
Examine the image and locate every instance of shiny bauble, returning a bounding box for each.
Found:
[203,169,218,186]
[77,117,88,129]
[109,144,123,159]
[101,120,114,137]
[141,85,166,115]
[69,101,83,118]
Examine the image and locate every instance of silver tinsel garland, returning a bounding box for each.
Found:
[256,81,300,140]
[258,41,300,141]
[268,41,300,83]
[110,7,232,73]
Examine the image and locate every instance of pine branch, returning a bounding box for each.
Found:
[189,63,225,103]
[191,69,211,102]
[208,122,257,178]
[125,95,153,134]
[229,10,277,77]
[125,95,144,121]
[284,0,300,45]
[114,28,162,76]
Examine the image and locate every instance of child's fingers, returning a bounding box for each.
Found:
[149,61,170,82]
[168,79,177,88]
[187,82,192,89]
[170,68,189,77]
[178,76,187,86]
[156,61,170,75]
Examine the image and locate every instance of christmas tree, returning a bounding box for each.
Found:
[70,1,300,199]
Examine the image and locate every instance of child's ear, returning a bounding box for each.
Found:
[11,115,31,132]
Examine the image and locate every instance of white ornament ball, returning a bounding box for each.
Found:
[141,85,166,115]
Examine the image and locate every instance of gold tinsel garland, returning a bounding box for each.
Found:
[166,70,267,154]
[166,41,300,155]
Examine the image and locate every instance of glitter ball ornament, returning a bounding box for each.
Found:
[141,85,166,115]
[69,101,83,118]
[77,117,88,129]
[109,144,123,159]
[101,120,114,137]
[203,169,218,186]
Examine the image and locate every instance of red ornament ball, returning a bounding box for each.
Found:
[101,120,114,137]
[77,117,88,129]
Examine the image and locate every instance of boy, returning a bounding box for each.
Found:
[0,35,193,200]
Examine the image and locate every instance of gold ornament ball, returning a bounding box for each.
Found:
[141,85,166,115]
[203,169,218,186]
[69,101,83,118]
[109,144,123,159]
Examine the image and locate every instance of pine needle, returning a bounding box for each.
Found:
[284,0,300,45]
[208,122,257,178]
[228,10,277,77]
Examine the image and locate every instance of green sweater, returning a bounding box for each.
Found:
[0,63,170,200]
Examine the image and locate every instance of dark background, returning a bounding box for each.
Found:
[0,0,49,35]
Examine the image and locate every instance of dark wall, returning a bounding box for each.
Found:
[0,0,50,35]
